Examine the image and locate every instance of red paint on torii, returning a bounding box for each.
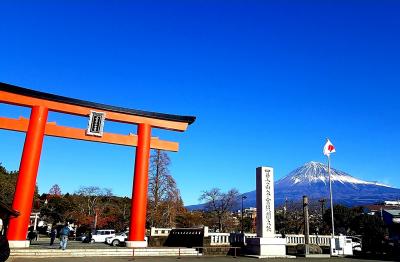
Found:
[0,82,195,247]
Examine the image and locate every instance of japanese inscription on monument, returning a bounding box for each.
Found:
[264,169,272,233]
[256,166,275,238]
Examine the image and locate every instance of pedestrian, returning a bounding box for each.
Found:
[86,231,92,243]
[59,223,70,250]
[49,227,56,246]
[27,227,36,244]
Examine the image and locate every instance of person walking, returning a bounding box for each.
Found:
[59,224,70,250]
[49,227,56,246]
[27,227,36,245]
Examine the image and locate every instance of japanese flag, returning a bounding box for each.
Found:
[323,139,336,156]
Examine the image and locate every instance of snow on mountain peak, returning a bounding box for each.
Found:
[277,161,391,188]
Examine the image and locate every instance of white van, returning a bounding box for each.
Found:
[91,229,115,243]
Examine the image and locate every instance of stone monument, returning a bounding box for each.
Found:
[246,166,286,257]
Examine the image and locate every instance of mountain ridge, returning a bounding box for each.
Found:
[279,161,390,188]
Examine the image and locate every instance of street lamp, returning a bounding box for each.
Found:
[241,195,247,233]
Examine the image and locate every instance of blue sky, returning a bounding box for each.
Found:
[0,1,399,205]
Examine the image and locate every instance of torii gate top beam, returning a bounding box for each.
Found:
[0,82,196,152]
[0,82,195,131]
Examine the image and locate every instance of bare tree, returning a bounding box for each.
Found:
[148,149,183,227]
[49,184,62,196]
[199,188,240,232]
[162,186,185,227]
[75,186,112,216]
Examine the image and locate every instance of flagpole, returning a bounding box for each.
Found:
[328,154,335,238]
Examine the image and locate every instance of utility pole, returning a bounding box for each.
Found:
[318,199,326,235]
[303,196,310,245]
[284,197,288,219]
[319,199,326,219]
[241,195,247,233]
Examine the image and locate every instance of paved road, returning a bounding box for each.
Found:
[7,257,399,262]
[29,239,119,249]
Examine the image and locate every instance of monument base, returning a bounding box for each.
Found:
[245,237,286,257]
[126,241,148,248]
[8,240,30,248]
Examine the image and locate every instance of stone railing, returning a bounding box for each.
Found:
[208,233,231,246]
[150,227,332,247]
[229,233,257,244]
[150,227,173,236]
[230,232,330,247]
[285,234,331,246]
[151,227,234,246]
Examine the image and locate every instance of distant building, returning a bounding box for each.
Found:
[244,207,257,218]
[235,207,257,233]
[364,204,398,216]
[384,201,400,206]
[382,209,400,239]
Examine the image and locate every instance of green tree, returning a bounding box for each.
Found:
[40,193,75,224]
[0,163,39,206]
[354,214,386,254]
[242,217,254,233]
[323,205,359,235]
[0,163,18,205]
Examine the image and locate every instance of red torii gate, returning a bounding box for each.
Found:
[0,82,195,248]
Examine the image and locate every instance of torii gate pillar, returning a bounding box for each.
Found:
[7,106,48,248]
[127,123,151,247]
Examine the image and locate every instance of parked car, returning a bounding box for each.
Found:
[76,233,87,242]
[350,236,362,252]
[90,229,115,243]
[106,231,128,246]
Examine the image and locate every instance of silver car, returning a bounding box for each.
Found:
[106,232,128,246]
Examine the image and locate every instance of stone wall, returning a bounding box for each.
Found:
[150,228,204,248]
[148,236,168,247]
[148,227,242,256]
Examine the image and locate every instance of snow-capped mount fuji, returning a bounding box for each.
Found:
[278,161,390,188]
[273,161,400,206]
